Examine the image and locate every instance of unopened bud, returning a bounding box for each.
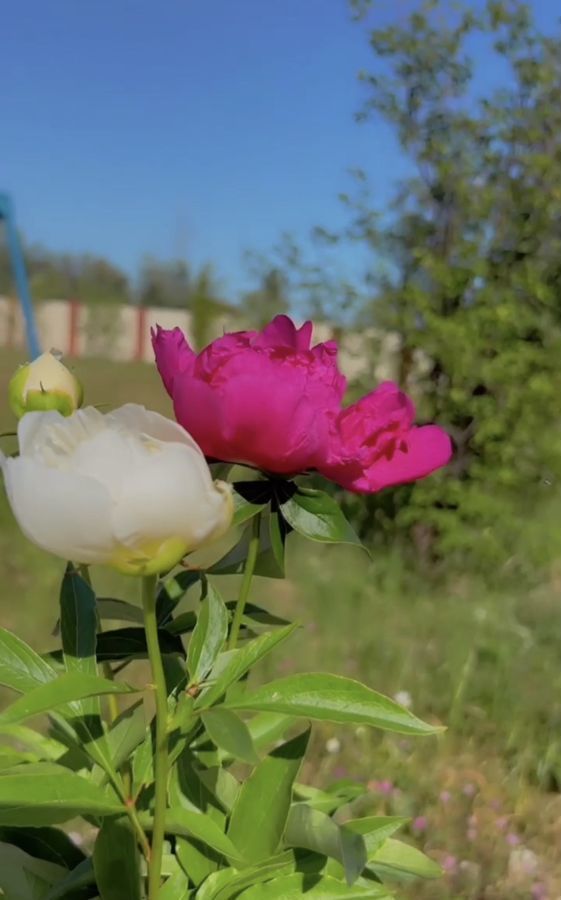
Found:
[8,350,83,419]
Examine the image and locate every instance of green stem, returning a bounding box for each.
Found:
[125,795,153,862]
[142,573,168,900]
[228,514,261,650]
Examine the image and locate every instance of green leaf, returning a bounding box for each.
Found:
[0,749,39,770]
[164,611,197,636]
[93,817,142,900]
[60,564,98,718]
[93,626,184,661]
[285,805,367,885]
[160,868,192,899]
[0,673,137,725]
[225,673,441,736]
[227,728,310,865]
[232,480,272,525]
[197,767,240,814]
[345,817,408,856]
[210,518,285,579]
[0,725,66,762]
[131,728,154,797]
[195,625,298,710]
[168,604,289,639]
[237,873,392,899]
[142,807,242,863]
[0,769,123,825]
[0,627,57,694]
[176,834,220,888]
[195,854,297,900]
[168,752,227,820]
[0,825,86,869]
[157,570,201,625]
[60,565,97,675]
[104,701,146,771]
[279,487,362,547]
[97,597,144,624]
[201,708,259,764]
[0,841,67,900]
[247,712,297,750]
[188,581,229,683]
[293,782,364,816]
[268,507,291,572]
[368,838,442,881]
[43,859,96,900]
[238,603,291,630]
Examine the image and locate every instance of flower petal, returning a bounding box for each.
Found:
[152,326,196,395]
[2,456,114,564]
[254,315,313,351]
[339,425,453,493]
[18,407,106,463]
[110,443,232,551]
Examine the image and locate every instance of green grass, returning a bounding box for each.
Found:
[2,349,561,897]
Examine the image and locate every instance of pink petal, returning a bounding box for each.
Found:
[346,425,453,492]
[172,359,330,473]
[255,315,313,351]
[151,326,196,396]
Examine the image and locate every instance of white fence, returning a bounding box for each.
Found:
[0,296,411,384]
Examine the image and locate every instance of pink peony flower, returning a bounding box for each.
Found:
[152,315,452,491]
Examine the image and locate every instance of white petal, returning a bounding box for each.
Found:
[18,407,106,460]
[17,410,66,457]
[107,404,213,485]
[67,429,141,501]
[111,442,229,551]
[2,456,115,564]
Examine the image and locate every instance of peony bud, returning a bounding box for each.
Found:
[8,350,83,419]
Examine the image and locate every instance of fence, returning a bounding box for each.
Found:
[0,296,415,384]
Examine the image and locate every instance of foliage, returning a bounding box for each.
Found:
[0,243,131,305]
[318,0,561,568]
[0,468,442,898]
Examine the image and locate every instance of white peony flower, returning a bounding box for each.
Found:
[0,404,233,575]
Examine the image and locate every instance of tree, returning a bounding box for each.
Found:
[0,240,130,304]
[340,0,561,568]
[241,265,290,328]
[189,262,231,349]
[138,256,191,309]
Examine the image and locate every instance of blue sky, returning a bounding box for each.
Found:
[2,0,560,299]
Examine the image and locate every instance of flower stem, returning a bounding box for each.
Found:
[228,514,261,650]
[142,573,168,900]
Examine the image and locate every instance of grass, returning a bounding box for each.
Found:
[2,348,561,898]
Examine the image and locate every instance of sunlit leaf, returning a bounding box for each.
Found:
[201,708,259,764]
[188,581,229,683]
[227,729,310,864]
[225,673,441,735]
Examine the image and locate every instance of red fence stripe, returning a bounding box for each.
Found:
[68,299,80,357]
[136,305,147,362]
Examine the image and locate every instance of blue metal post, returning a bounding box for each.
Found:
[0,192,41,359]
